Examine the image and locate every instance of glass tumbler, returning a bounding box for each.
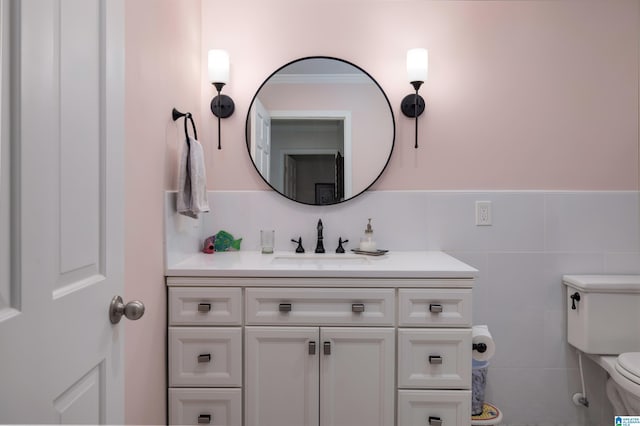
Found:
[260,230,275,254]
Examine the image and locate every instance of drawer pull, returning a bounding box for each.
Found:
[198,414,212,424]
[351,303,365,313]
[428,355,443,365]
[197,353,212,363]
[279,303,292,312]
[323,341,331,355]
[428,416,442,426]
[429,303,443,313]
[309,341,316,355]
[197,303,211,313]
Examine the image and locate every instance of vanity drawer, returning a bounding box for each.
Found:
[169,327,242,387]
[169,388,242,426]
[398,329,471,389]
[398,289,472,327]
[169,287,242,326]
[397,390,471,426]
[245,288,395,326]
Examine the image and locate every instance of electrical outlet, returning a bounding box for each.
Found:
[475,201,492,226]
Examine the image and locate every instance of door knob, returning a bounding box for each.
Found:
[109,296,145,324]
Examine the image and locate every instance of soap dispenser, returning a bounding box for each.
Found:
[359,218,377,252]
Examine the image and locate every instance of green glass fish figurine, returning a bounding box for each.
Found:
[213,230,242,252]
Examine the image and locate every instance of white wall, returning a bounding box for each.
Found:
[171,189,640,425]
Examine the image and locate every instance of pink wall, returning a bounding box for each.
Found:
[201,0,639,191]
[124,0,201,423]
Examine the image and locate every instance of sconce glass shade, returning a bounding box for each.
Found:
[406,48,428,83]
[208,49,230,84]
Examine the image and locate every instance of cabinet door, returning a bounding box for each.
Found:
[320,328,395,426]
[245,327,319,426]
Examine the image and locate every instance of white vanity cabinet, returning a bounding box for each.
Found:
[166,251,476,426]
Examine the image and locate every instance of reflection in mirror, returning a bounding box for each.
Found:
[246,57,395,205]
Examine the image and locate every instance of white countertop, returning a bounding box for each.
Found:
[166,250,478,279]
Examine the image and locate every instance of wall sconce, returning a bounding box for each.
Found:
[400,48,428,149]
[208,49,235,150]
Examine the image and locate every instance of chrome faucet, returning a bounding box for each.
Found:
[315,219,325,253]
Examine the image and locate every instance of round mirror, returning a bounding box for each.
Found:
[246,57,395,206]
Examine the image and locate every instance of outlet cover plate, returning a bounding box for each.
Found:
[476,201,492,226]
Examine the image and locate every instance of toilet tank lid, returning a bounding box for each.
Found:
[563,275,640,293]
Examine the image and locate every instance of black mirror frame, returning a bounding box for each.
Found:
[245,56,396,206]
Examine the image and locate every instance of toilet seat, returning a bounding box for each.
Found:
[617,353,640,386]
[589,353,640,396]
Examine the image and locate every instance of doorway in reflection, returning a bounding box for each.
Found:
[272,118,345,205]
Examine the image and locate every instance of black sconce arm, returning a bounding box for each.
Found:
[400,80,426,149]
[210,82,235,150]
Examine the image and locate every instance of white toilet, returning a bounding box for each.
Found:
[563,275,640,415]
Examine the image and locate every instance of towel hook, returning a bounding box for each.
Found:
[172,108,198,143]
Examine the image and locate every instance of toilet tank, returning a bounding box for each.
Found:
[563,275,640,355]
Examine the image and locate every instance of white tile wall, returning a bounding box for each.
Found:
[544,192,640,252]
[164,190,640,425]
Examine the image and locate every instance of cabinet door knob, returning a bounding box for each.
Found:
[309,341,317,355]
[429,303,443,313]
[323,341,331,355]
[198,414,211,424]
[428,355,443,365]
[428,416,442,426]
[198,303,212,313]
[198,353,212,363]
[279,303,292,312]
[352,303,365,313]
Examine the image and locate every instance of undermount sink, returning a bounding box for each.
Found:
[270,254,371,266]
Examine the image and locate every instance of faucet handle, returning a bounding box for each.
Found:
[336,237,349,253]
[291,237,305,253]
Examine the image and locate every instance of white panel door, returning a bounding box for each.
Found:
[250,97,271,180]
[245,327,319,426]
[320,328,395,426]
[0,0,125,423]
